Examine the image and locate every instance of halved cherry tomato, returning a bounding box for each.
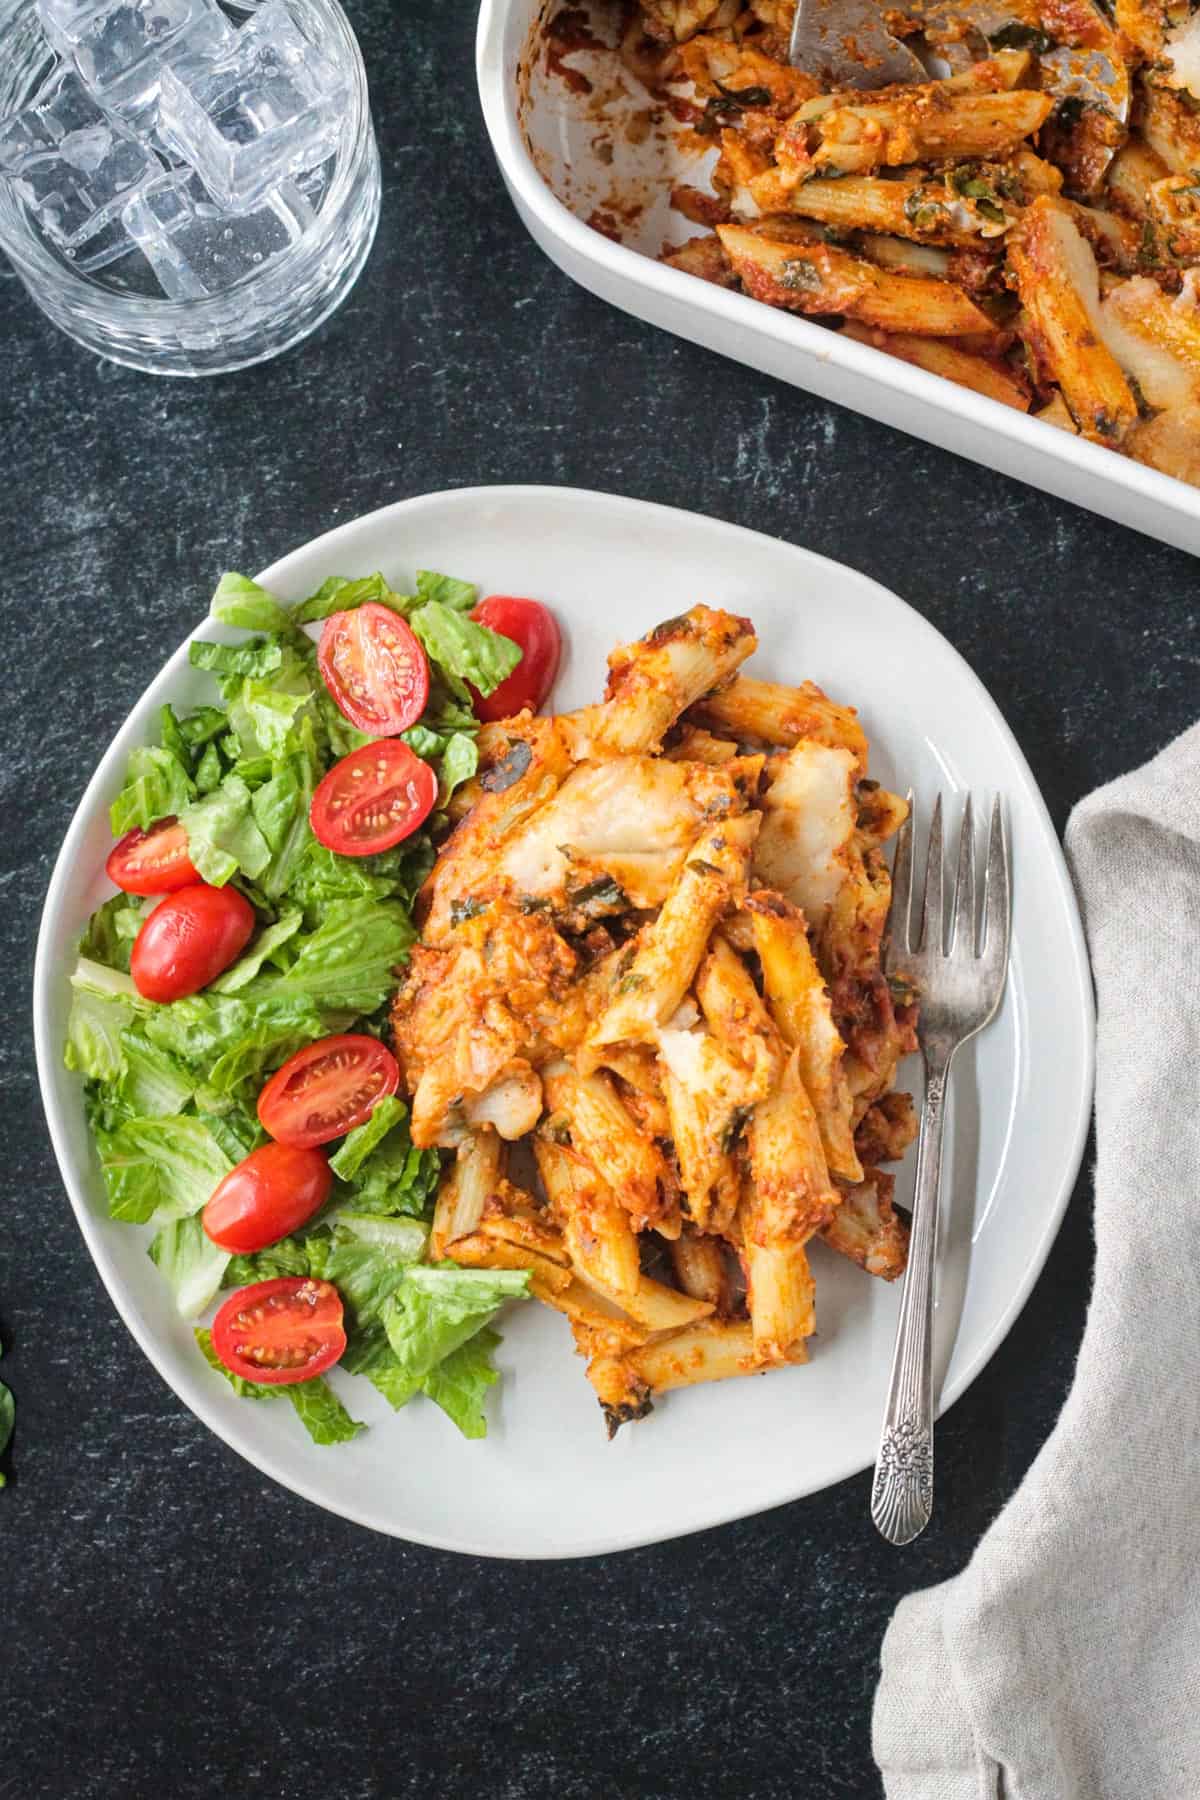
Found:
[318,603,430,736]
[211,1277,346,1386]
[202,1142,333,1254]
[469,595,561,723]
[106,817,199,895]
[309,740,437,858]
[257,1034,400,1148]
[130,883,255,1003]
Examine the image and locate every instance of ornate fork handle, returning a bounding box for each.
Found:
[871,1052,950,1545]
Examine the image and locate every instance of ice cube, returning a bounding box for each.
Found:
[37,0,108,35]
[121,168,314,297]
[61,212,133,269]
[37,0,235,132]
[0,64,155,251]
[157,0,348,212]
[294,148,333,212]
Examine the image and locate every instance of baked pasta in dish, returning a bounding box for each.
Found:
[391,605,917,1432]
[560,0,1200,487]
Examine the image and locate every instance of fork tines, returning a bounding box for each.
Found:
[889,791,1010,972]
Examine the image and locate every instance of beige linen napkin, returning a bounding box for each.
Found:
[873,721,1200,1800]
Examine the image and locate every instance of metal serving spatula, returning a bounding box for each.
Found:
[788,0,1128,138]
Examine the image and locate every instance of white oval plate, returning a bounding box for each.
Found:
[34,486,1094,1559]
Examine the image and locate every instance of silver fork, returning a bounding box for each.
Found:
[870,793,1010,1546]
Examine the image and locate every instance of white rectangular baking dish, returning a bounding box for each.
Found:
[476,0,1200,557]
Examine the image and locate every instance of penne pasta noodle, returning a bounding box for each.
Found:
[417,715,572,945]
[840,320,1031,412]
[542,1058,673,1228]
[748,890,862,1184]
[688,675,868,763]
[430,1129,503,1259]
[534,1135,643,1300]
[1105,140,1170,220]
[1137,80,1200,179]
[747,1048,841,1243]
[717,224,999,338]
[739,1173,817,1362]
[694,935,782,1101]
[557,605,757,761]
[663,723,741,764]
[493,750,759,914]
[758,171,1019,247]
[582,813,759,1064]
[670,1228,734,1311]
[1007,198,1138,446]
[777,83,1050,180]
[629,1318,805,1393]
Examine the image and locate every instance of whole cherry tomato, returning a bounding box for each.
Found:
[130,883,255,1003]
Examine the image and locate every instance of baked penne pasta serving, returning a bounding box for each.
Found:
[550,0,1200,489]
[391,606,918,1432]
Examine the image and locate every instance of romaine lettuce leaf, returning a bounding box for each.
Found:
[64,986,134,1082]
[198,1104,264,1164]
[422,1327,501,1439]
[286,838,434,921]
[97,1115,230,1224]
[437,731,478,806]
[415,570,477,612]
[333,1105,439,1218]
[194,742,223,793]
[210,910,303,993]
[224,1234,315,1288]
[178,776,271,886]
[244,899,415,1015]
[327,1212,428,1260]
[209,573,298,638]
[401,728,479,807]
[321,1234,415,1331]
[421,673,480,735]
[409,601,521,699]
[117,1030,194,1118]
[71,957,144,1005]
[314,688,377,760]
[286,1378,366,1445]
[228,678,313,762]
[110,744,195,836]
[179,704,228,750]
[78,893,151,972]
[378,1265,531,1407]
[195,1329,364,1444]
[327,1095,407,1181]
[291,572,410,624]
[159,704,193,772]
[143,990,326,1082]
[149,1214,230,1317]
[251,720,321,899]
[399,724,443,761]
[189,638,284,683]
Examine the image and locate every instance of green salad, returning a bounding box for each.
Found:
[65,566,534,1444]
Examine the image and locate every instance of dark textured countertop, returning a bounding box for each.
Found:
[2,4,1197,1795]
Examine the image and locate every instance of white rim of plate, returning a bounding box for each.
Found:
[33,485,1096,1555]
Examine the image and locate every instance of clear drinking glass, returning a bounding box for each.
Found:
[0,0,380,375]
